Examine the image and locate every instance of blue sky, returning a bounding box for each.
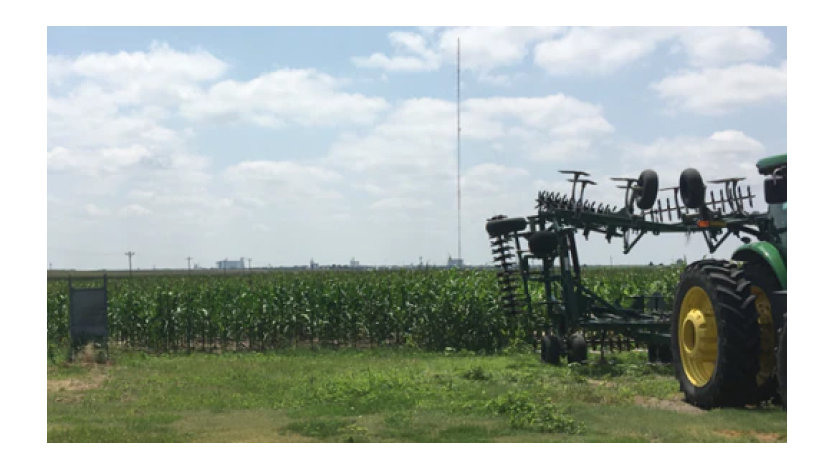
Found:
[47,26,787,270]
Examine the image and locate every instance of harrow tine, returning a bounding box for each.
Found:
[656,198,663,222]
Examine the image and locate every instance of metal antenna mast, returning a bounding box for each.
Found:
[456,37,462,262]
[186,256,192,271]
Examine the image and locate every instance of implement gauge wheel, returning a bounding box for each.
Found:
[634,169,659,210]
[742,260,784,403]
[680,168,705,209]
[671,260,760,408]
[541,334,561,365]
[567,332,588,363]
[486,217,528,238]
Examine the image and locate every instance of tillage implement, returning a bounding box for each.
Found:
[484,155,786,409]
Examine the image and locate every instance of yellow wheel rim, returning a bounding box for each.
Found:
[678,286,718,387]
[752,286,776,387]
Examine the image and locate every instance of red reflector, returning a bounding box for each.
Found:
[697,220,710,228]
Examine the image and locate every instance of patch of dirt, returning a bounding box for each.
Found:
[714,429,785,443]
[48,367,108,395]
[634,396,706,415]
[587,379,616,388]
[173,409,319,442]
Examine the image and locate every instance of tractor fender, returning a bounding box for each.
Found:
[732,241,787,290]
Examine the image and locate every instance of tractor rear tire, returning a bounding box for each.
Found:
[742,260,784,403]
[567,332,587,363]
[777,319,786,408]
[541,334,561,365]
[671,260,760,408]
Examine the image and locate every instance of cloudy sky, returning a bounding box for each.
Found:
[47,26,786,270]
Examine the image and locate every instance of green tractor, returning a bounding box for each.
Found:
[484,154,787,409]
[671,154,786,408]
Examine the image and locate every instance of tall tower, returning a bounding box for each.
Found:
[456,37,462,264]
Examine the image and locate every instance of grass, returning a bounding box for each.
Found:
[47,347,786,442]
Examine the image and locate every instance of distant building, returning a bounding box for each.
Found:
[217,258,246,270]
[350,258,360,268]
[310,259,319,270]
[447,257,464,268]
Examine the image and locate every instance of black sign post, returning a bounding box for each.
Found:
[68,274,109,360]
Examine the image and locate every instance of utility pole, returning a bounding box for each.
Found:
[186,256,192,271]
[248,258,252,270]
[125,251,135,276]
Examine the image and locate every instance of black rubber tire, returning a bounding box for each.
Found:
[486,217,527,238]
[671,260,760,408]
[527,231,561,258]
[648,344,658,362]
[680,168,705,209]
[634,169,659,210]
[649,342,672,363]
[777,320,786,409]
[567,332,587,363]
[541,334,561,365]
[742,260,784,403]
[657,343,672,363]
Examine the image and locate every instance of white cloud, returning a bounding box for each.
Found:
[534,27,774,76]
[464,95,613,138]
[352,31,442,71]
[48,42,227,107]
[353,27,562,76]
[327,98,456,175]
[462,163,529,196]
[626,130,766,186]
[48,145,151,175]
[370,197,433,210]
[52,42,226,82]
[534,27,677,75]
[677,27,772,67]
[437,27,562,71]
[651,62,786,114]
[328,94,611,178]
[84,204,110,217]
[224,160,343,202]
[118,204,152,217]
[324,92,613,237]
[181,68,389,127]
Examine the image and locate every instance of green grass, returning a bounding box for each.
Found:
[47,347,786,442]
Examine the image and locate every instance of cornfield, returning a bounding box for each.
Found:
[47,266,682,352]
